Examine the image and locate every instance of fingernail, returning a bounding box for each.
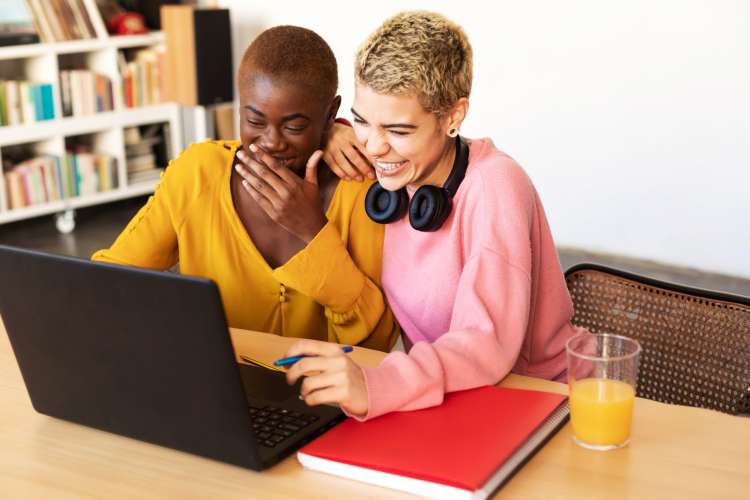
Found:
[248,144,257,152]
[356,176,363,182]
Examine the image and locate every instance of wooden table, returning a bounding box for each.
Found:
[1,323,749,499]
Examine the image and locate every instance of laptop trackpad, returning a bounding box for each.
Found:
[238,364,301,402]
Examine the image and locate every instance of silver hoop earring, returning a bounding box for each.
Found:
[448,128,458,137]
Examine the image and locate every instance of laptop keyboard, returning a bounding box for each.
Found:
[249,404,319,448]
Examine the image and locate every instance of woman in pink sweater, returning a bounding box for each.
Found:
[283,11,583,420]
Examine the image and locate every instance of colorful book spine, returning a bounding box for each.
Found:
[0,80,56,125]
[40,84,54,120]
[4,81,21,125]
[0,81,7,126]
[31,85,44,121]
[20,83,35,123]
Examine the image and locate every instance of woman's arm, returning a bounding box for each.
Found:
[358,250,533,418]
[91,146,198,268]
[283,249,533,417]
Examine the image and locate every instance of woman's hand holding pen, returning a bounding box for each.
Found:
[283,339,369,417]
[235,144,327,243]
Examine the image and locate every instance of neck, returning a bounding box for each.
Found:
[408,138,456,190]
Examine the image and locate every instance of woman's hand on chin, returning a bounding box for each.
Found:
[323,122,375,182]
[283,339,369,418]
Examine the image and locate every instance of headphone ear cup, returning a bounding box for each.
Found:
[408,186,453,232]
[365,182,409,224]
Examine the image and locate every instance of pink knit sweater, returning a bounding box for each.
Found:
[360,138,582,420]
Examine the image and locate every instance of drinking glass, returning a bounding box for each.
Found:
[566,332,641,450]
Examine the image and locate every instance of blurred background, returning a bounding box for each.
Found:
[1,0,748,292]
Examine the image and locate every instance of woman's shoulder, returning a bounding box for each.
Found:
[328,177,383,236]
[177,140,239,173]
[163,140,238,188]
[460,138,535,208]
[454,138,538,265]
[465,138,531,188]
[329,175,376,212]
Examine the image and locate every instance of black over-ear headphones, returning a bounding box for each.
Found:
[365,136,470,232]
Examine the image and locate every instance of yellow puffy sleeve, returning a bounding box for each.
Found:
[91,143,207,269]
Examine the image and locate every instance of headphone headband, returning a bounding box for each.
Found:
[442,136,470,196]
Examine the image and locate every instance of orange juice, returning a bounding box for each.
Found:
[569,378,635,447]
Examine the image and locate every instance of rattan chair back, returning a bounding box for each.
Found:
[565,264,750,415]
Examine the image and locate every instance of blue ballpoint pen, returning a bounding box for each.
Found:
[273,345,354,367]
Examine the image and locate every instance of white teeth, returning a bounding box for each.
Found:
[376,161,405,171]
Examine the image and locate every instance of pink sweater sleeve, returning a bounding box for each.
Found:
[356,250,532,420]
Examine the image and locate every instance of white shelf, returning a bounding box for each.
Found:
[0,180,158,225]
[0,33,166,60]
[0,28,182,231]
[0,104,180,146]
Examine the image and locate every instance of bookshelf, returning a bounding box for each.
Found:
[0,21,182,233]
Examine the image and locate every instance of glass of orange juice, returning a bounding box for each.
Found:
[566,332,641,450]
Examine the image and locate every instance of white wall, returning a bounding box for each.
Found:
[220,0,750,278]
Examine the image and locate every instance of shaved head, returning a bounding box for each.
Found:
[238,25,338,104]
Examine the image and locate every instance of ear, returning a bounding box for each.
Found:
[324,95,343,132]
[442,97,469,135]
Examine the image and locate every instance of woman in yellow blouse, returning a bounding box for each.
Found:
[93,26,400,352]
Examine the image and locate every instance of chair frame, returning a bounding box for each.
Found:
[565,263,750,416]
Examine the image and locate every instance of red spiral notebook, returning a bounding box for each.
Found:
[298,386,568,499]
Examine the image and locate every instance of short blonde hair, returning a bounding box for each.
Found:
[355,11,472,115]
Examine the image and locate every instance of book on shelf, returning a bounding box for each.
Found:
[25,0,98,43]
[297,386,569,500]
[118,47,165,108]
[126,153,156,172]
[123,124,167,184]
[0,0,40,47]
[126,168,162,184]
[0,80,55,126]
[59,70,113,117]
[3,151,117,209]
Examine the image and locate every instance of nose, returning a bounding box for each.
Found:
[258,126,286,154]
[364,129,390,158]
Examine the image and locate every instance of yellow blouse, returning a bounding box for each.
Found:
[92,140,400,352]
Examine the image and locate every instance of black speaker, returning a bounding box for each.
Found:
[162,6,234,106]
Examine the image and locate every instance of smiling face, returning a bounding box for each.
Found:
[351,84,457,192]
[239,72,339,174]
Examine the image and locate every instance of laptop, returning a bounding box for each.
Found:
[0,245,344,470]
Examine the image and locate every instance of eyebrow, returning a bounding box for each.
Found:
[244,105,310,122]
[351,108,417,129]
